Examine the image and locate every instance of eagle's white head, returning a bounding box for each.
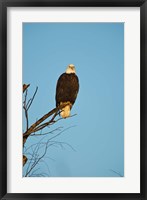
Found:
[66,64,76,74]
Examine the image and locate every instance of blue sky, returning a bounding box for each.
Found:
[23,23,124,177]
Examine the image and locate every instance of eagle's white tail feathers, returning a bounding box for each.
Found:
[60,105,71,118]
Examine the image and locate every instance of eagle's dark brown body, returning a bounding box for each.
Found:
[56,73,79,108]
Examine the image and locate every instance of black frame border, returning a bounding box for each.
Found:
[0,0,147,199]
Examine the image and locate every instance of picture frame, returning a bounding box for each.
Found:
[0,0,147,199]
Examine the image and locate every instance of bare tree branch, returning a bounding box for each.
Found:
[25,139,50,177]
[23,155,28,166]
[23,89,29,131]
[23,84,30,93]
[23,102,70,145]
[22,84,76,172]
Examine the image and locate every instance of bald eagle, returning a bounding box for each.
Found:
[56,64,79,118]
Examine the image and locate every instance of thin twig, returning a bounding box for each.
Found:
[110,169,123,177]
[27,87,38,110]
[30,127,63,136]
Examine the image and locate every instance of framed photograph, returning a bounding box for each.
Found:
[0,0,147,199]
